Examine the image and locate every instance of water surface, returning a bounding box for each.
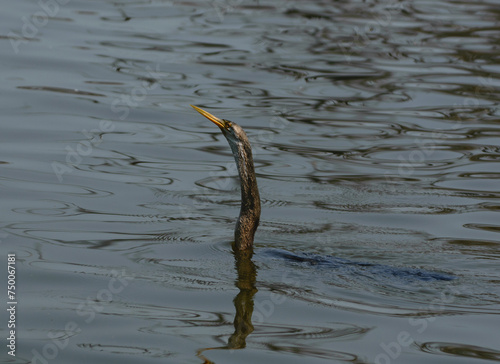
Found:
[1,0,500,363]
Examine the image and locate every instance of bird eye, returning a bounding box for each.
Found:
[226,122,232,129]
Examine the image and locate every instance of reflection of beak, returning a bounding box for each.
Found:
[190,105,225,129]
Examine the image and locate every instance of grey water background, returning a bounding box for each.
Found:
[1,0,500,363]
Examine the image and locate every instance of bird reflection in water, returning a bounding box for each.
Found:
[228,250,258,349]
[196,251,257,363]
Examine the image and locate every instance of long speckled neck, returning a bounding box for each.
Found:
[229,137,261,251]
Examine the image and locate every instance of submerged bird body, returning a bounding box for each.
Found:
[191,105,260,250]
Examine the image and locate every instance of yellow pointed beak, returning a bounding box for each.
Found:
[190,105,225,128]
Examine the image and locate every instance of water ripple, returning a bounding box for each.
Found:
[419,342,500,361]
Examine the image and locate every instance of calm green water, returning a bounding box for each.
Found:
[2,0,500,363]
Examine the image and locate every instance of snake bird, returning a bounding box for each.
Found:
[191,105,260,251]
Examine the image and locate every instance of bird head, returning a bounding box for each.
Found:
[190,105,247,146]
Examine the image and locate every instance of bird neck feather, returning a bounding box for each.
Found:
[230,140,261,250]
